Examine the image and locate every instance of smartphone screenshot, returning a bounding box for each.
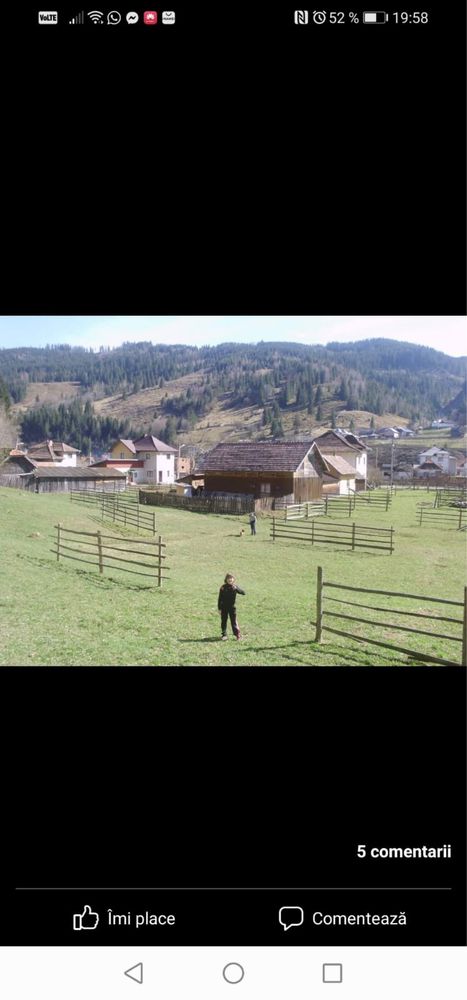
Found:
[0,3,465,998]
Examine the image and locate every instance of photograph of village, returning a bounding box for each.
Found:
[0,316,466,667]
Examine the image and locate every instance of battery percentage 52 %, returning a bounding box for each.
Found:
[312,11,360,23]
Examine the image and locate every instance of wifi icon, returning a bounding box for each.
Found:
[87,10,104,22]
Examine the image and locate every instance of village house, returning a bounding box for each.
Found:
[417,447,457,476]
[320,453,358,494]
[202,440,330,505]
[23,439,81,466]
[312,429,368,490]
[108,435,177,485]
[0,453,126,492]
[175,454,194,478]
[414,459,445,478]
[377,426,399,439]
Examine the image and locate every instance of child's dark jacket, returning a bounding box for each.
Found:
[218,583,246,610]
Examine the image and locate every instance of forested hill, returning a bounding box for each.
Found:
[0,338,465,452]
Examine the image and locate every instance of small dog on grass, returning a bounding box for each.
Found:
[239,528,245,537]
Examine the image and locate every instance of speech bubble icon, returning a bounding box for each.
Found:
[279,906,304,931]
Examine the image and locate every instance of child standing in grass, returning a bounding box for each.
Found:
[218,573,245,640]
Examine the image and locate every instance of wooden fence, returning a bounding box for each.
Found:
[53,523,168,585]
[312,566,467,666]
[434,487,467,508]
[418,506,467,529]
[285,501,325,520]
[70,489,156,535]
[139,490,255,515]
[271,517,394,553]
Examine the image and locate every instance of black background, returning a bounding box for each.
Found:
[2,2,466,315]
[0,1,466,948]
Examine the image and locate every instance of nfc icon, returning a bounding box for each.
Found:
[294,10,309,23]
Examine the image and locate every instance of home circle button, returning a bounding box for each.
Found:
[223,963,245,984]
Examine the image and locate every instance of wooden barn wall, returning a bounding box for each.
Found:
[293,475,322,501]
[204,472,294,498]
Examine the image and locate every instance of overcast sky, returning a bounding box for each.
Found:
[0,316,465,357]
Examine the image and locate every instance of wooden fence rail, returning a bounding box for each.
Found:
[434,487,467,508]
[285,502,325,520]
[271,517,394,553]
[139,490,255,515]
[70,489,156,534]
[312,566,467,666]
[418,506,466,529]
[52,523,168,585]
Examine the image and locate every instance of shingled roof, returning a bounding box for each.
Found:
[313,429,367,452]
[321,453,357,478]
[204,441,317,473]
[31,465,126,479]
[27,440,81,460]
[133,435,177,454]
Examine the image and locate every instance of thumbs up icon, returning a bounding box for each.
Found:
[73,905,100,931]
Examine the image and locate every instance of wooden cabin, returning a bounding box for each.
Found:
[202,441,327,505]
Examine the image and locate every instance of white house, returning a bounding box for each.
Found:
[129,435,177,485]
[313,429,368,489]
[378,427,399,439]
[418,447,457,476]
[26,440,80,467]
[320,453,357,494]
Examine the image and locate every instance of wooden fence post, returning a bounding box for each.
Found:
[459,507,463,530]
[157,535,162,587]
[386,491,390,511]
[390,526,394,554]
[137,505,140,531]
[272,517,276,542]
[351,522,356,551]
[419,507,423,527]
[311,518,315,545]
[348,495,352,518]
[153,511,156,536]
[97,531,104,574]
[315,566,323,642]
[462,587,467,667]
[57,523,61,561]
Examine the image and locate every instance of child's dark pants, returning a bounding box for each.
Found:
[221,607,240,637]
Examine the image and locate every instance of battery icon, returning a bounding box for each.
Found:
[363,11,388,22]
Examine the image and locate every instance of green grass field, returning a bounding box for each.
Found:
[0,486,465,666]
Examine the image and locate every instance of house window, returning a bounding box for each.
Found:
[146,453,151,460]
[147,471,153,478]
[120,452,125,459]
[260,483,271,494]
[158,471,163,483]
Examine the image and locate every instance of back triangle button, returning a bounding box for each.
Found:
[124,963,143,984]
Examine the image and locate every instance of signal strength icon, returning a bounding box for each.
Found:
[87,10,104,22]
[69,10,85,23]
